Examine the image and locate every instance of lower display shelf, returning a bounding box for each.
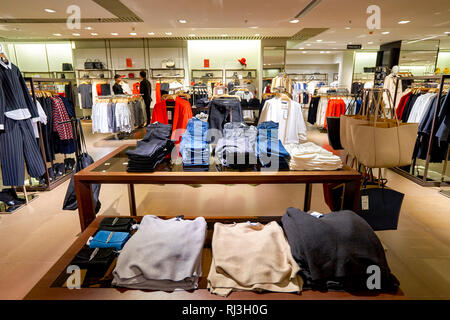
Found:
[25,215,405,300]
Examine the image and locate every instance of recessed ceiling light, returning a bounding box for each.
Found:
[345,27,351,30]
[299,47,305,49]
[398,20,410,24]
[85,27,93,30]
[165,32,172,35]
[381,31,390,35]
[44,9,56,13]
[445,32,450,34]
[249,26,258,29]
[188,34,196,37]
[129,32,137,36]
[72,33,80,36]
[320,51,325,53]
[306,44,311,46]
[148,32,155,35]
[326,51,330,53]
[289,19,299,23]
[91,33,98,36]
[316,39,322,42]
[53,33,62,36]
[221,34,228,37]
[111,32,119,36]
[302,51,307,54]
[178,19,187,24]
[368,41,374,44]
[254,33,260,36]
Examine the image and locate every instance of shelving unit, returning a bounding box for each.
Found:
[75,69,114,80]
[151,68,185,79]
[191,69,223,82]
[225,69,257,80]
[287,73,328,83]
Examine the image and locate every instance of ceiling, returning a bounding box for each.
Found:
[0,0,450,50]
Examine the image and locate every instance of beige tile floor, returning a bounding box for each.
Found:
[0,123,449,299]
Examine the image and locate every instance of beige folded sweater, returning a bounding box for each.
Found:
[207,221,303,297]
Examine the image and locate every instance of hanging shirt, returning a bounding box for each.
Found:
[258,97,307,144]
[77,83,93,109]
[31,100,48,138]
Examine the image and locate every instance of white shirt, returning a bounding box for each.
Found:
[407,93,437,123]
[259,97,307,144]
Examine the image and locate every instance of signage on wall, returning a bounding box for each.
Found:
[347,44,362,50]
[204,59,210,68]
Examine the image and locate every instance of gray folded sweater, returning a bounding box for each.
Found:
[112,215,207,291]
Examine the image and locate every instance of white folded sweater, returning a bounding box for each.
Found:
[285,142,343,171]
[112,215,207,291]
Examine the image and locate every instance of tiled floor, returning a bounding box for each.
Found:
[0,122,449,299]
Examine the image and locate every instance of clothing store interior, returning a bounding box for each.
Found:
[0,0,449,302]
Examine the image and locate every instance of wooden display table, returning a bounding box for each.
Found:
[74,144,362,231]
[25,216,404,300]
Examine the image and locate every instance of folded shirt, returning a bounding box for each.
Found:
[112,215,207,291]
[89,231,131,250]
[207,221,303,297]
[284,142,343,171]
[215,122,257,168]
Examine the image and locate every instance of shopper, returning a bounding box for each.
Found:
[112,74,124,95]
[139,70,152,125]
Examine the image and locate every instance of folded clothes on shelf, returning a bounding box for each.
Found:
[281,208,400,292]
[180,117,210,167]
[215,122,257,168]
[112,215,206,291]
[126,122,175,172]
[284,142,343,171]
[255,121,290,170]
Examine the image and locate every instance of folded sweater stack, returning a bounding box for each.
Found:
[112,215,207,290]
[284,142,343,171]
[207,221,303,297]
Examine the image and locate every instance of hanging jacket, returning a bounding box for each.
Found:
[51,96,73,140]
[151,97,193,145]
[0,61,40,130]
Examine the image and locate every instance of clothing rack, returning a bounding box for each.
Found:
[391,75,450,187]
[25,77,77,191]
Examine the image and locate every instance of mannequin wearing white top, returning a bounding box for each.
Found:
[383,65,402,108]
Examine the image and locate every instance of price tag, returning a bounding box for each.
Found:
[361,195,369,211]
[217,89,224,95]
[238,75,243,80]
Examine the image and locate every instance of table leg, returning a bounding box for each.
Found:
[342,178,361,212]
[128,184,137,217]
[304,183,312,212]
[75,180,95,232]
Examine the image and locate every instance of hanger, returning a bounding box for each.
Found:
[212,94,241,101]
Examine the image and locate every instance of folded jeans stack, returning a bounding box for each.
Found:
[126,123,175,172]
[112,215,207,290]
[207,221,303,297]
[255,121,290,170]
[180,117,210,167]
[215,122,257,168]
[284,142,343,171]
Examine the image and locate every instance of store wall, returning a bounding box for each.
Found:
[353,52,377,74]
[436,51,450,71]
[188,40,261,70]
[2,41,73,73]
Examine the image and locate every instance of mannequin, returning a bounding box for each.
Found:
[383,65,402,109]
